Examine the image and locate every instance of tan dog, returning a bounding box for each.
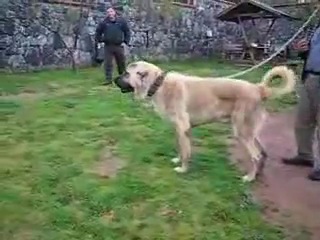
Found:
[114,61,296,182]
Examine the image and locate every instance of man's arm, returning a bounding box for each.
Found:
[95,22,104,43]
[298,49,309,60]
[121,19,131,45]
[294,38,310,60]
[297,27,319,60]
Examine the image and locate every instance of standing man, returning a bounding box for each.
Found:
[95,7,130,85]
[282,23,320,181]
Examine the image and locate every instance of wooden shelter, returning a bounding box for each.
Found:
[216,0,299,64]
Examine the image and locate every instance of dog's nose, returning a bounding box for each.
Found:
[114,75,121,85]
[115,72,128,84]
[114,73,134,93]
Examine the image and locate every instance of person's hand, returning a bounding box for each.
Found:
[294,38,309,51]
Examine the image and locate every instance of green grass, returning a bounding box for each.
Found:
[0,59,297,240]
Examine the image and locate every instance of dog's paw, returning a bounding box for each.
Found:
[242,174,255,182]
[174,166,187,173]
[171,157,180,164]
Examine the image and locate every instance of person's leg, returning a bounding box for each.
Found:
[283,74,317,166]
[313,128,320,170]
[104,45,113,85]
[113,45,126,76]
[306,74,320,181]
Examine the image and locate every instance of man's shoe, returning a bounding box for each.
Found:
[103,81,112,86]
[282,156,313,167]
[308,169,320,181]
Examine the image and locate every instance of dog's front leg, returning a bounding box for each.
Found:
[173,116,191,173]
[171,135,181,165]
[171,156,180,164]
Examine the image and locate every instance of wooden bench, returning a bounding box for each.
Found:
[222,43,244,60]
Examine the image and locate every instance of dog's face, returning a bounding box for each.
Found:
[114,61,162,99]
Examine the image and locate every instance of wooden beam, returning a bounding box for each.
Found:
[238,16,257,64]
[238,17,249,44]
[272,2,318,8]
[263,18,276,42]
[223,12,283,20]
[41,0,95,8]
[250,19,261,43]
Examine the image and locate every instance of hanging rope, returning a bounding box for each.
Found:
[218,7,319,79]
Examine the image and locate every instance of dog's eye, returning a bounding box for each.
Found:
[137,71,148,78]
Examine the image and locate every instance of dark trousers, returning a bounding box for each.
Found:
[295,73,320,170]
[104,45,126,82]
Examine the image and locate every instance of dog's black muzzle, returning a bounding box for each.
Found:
[114,74,134,93]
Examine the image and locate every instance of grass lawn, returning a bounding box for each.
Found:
[0,59,297,240]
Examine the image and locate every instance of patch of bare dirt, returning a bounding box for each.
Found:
[0,87,79,101]
[0,91,44,101]
[229,111,320,240]
[94,147,126,178]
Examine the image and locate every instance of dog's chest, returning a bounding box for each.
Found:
[151,101,166,117]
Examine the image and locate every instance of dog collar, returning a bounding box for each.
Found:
[147,71,167,97]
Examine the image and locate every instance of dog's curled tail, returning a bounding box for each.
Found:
[257,66,296,99]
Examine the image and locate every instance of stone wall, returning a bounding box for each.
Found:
[0,0,310,71]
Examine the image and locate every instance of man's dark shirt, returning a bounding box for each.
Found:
[95,17,130,46]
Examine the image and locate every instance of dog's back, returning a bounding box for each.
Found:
[159,67,294,126]
[166,72,261,101]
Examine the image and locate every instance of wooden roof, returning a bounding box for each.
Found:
[216,0,300,22]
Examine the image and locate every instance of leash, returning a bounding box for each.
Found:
[217,7,319,79]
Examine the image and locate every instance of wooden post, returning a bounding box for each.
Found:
[238,16,256,64]
[264,18,276,41]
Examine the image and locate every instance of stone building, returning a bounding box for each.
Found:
[0,0,315,71]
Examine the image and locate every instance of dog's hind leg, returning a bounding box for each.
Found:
[252,109,268,176]
[232,106,267,182]
[240,139,265,182]
[254,137,268,174]
[173,113,191,173]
